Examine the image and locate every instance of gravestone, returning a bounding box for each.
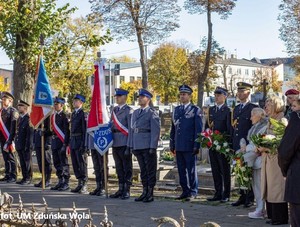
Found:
[161,112,172,137]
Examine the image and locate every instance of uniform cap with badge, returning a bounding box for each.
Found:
[114,88,129,96]
[17,100,30,107]
[237,82,253,90]
[214,86,228,96]
[54,97,66,104]
[73,94,85,103]
[137,88,153,98]
[1,91,15,100]
[179,84,193,94]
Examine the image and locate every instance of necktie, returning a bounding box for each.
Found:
[115,107,120,113]
[139,109,143,115]
[240,104,244,110]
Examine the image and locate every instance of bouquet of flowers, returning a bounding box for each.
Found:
[250,118,287,155]
[196,129,232,158]
[232,152,252,190]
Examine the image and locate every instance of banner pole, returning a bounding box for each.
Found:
[103,152,108,198]
[41,122,45,190]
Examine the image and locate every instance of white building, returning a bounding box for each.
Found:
[214,55,270,96]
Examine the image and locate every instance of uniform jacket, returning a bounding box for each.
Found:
[15,113,33,151]
[51,111,70,150]
[278,111,300,203]
[205,104,232,136]
[261,112,288,203]
[232,102,257,151]
[170,104,202,152]
[128,107,160,150]
[33,116,52,148]
[70,108,86,150]
[111,105,132,148]
[0,106,18,144]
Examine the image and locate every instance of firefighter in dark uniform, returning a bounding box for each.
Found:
[70,94,88,194]
[109,88,133,200]
[170,85,202,201]
[33,116,52,188]
[0,92,18,183]
[15,100,33,185]
[231,82,257,207]
[50,97,70,191]
[206,87,232,203]
[128,89,160,203]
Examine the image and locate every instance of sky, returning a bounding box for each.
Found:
[0,0,287,69]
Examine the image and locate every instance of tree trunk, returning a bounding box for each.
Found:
[13,60,34,106]
[164,93,169,105]
[136,31,148,89]
[222,64,228,90]
[197,4,212,107]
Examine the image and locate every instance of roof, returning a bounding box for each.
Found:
[104,62,141,70]
[216,57,266,68]
[252,57,294,66]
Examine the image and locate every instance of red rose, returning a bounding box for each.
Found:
[207,141,212,148]
[214,130,220,135]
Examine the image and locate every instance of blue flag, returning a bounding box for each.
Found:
[33,57,53,106]
[93,123,113,156]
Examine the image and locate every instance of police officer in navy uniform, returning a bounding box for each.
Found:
[128,89,160,203]
[50,97,70,191]
[109,88,133,200]
[170,85,202,200]
[0,92,18,183]
[231,82,257,207]
[33,116,52,187]
[70,94,88,194]
[15,100,33,185]
[206,87,232,203]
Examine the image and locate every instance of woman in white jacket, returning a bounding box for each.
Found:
[243,108,268,219]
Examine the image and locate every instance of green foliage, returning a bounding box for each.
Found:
[162,151,174,161]
[110,55,137,63]
[278,0,300,55]
[0,0,76,73]
[148,43,190,104]
[120,80,142,105]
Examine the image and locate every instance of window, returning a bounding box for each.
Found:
[137,77,142,81]
[4,77,9,85]
[130,76,135,82]
[245,69,249,75]
[252,70,256,76]
[237,68,241,75]
[228,67,232,74]
[120,76,125,84]
[105,76,109,85]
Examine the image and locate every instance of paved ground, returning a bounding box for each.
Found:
[0,182,290,227]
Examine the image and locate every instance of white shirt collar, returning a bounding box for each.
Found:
[118,104,126,109]
[216,103,224,109]
[182,102,191,109]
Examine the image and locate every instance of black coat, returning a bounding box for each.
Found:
[51,111,70,149]
[70,109,86,150]
[0,106,17,144]
[232,102,257,151]
[15,114,33,151]
[278,111,300,204]
[33,116,52,148]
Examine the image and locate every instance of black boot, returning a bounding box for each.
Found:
[143,187,154,203]
[135,187,148,202]
[244,191,254,208]
[96,185,105,196]
[58,178,70,191]
[109,183,124,198]
[231,192,246,206]
[71,180,82,193]
[121,183,130,200]
[90,181,101,196]
[51,178,64,190]
[79,180,89,194]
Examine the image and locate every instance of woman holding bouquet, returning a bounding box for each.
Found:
[258,96,288,225]
[244,108,268,219]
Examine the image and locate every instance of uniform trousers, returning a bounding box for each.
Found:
[1,142,16,179]
[209,149,231,199]
[252,168,264,213]
[52,147,70,180]
[91,149,108,185]
[35,146,52,181]
[70,148,87,181]
[112,146,132,185]
[266,201,288,223]
[133,149,157,188]
[290,203,300,227]
[176,151,198,196]
[17,149,32,181]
